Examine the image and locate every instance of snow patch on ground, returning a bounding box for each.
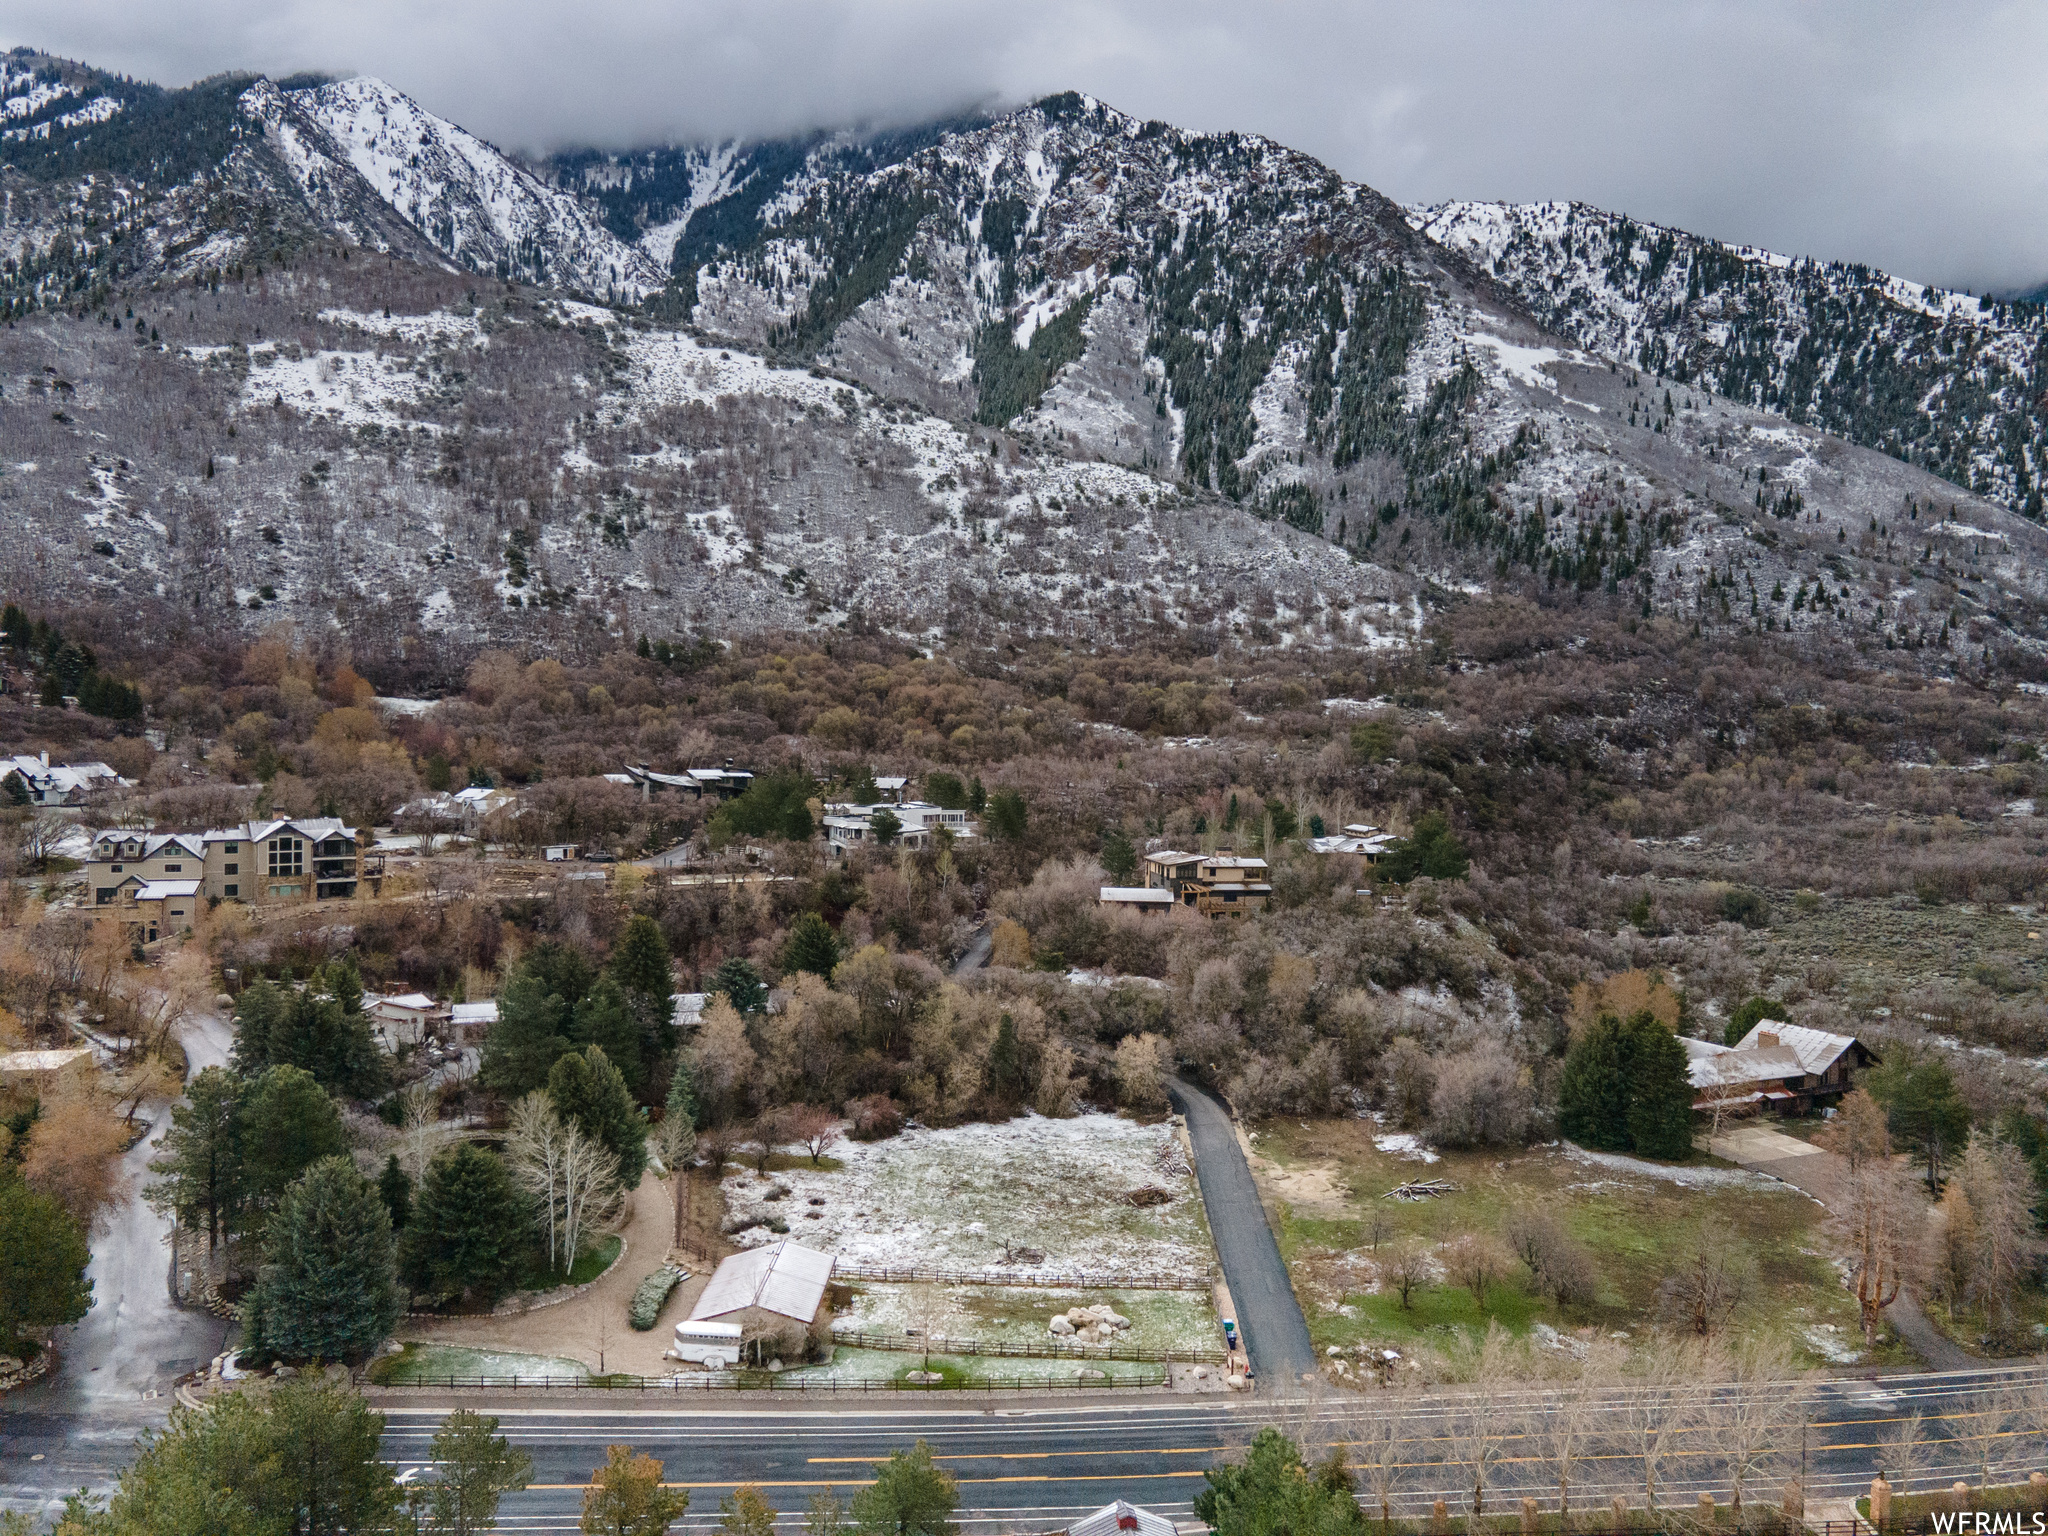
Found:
[1557,1142,1776,1188]
[720,1112,1212,1277]
[1371,1132,1439,1164]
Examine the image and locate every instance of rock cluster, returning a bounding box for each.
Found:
[1047,1304,1132,1344]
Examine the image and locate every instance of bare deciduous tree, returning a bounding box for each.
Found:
[786,1103,841,1166]
[1382,1244,1431,1310]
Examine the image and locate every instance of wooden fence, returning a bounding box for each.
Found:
[370,1368,1170,1393]
[830,1329,1227,1364]
[829,1262,1214,1292]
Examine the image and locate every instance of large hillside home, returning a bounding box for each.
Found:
[88,818,364,907]
[1141,849,1271,917]
[1,753,131,806]
[1685,1022,1879,1115]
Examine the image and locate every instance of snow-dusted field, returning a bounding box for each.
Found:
[721,1111,1214,1278]
[833,1284,1218,1354]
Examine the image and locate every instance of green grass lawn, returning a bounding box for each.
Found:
[370,1343,589,1385]
[511,1234,621,1295]
[1250,1118,1914,1369]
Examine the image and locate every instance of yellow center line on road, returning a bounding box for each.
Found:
[807,1446,1223,1464]
[530,1471,1214,1492]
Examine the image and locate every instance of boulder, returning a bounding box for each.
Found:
[1048,1316,1076,1336]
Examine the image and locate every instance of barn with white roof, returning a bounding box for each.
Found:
[688,1240,837,1355]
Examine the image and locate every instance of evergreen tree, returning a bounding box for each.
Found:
[1723,994,1779,1046]
[1194,1427,1362,1536]
[241,1065,349,1213]
[480,972,574,1097]
[1868,1055,1972,1192]
[983,790,1028,842]
[665,1054,703,1134]
[868,807,903,846]
[1557,1015,1630,1152]
[1623,1012,1696,1160]
[1557,1011,1694,1160]
[781,912,840,978]
[229,979,286,1073]
[548,1046,647,1189]
[609,914,673,1007]
[983,1017,1028,1111]
[245,1156,399,1363]
[400,1145,527,1307]
[144,1064,246,1249]
[378,1154,411,1231]
[1099,828,1137,884]
[0,1173,92,1355]
[709,957,767,1016]
[851,1442,957,1536]
[267,1376,402,1536]
[425,1409,534,1536]
[1374,811,1469,883]
[571,975,645,1091]
[251,982,384,1100]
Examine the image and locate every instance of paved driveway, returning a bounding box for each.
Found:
[1167,1077,1317,1392]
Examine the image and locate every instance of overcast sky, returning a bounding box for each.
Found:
[8,0,2046,293]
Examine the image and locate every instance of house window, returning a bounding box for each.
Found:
[224,843,239,853]
[110,864,123,874]
[270,884,302,899]
[163,864,182,873]
[224,885,238,898]
[224,863,238,875]
[96,888,115,905]
[268,838,303,877]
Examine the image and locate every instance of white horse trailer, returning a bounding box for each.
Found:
[672,1320,744,1370]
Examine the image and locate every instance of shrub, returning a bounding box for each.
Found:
[844,1093,905,1141]
[1718,887,1768,927]
[1425,1042,1540,1148]
[628,1265,685,1330]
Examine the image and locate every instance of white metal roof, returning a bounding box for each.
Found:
[450,1001,498,1025]
[1733,1021,1863,1077]
[1100,886,1173,903]
[135,879,202,900]
[371,992,437,1012]
[1067,1501,1179,1536]
[690,1240,836,1324]
[0,1047,94,1074]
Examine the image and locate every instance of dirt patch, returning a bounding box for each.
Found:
[1247,1152,1354,1216]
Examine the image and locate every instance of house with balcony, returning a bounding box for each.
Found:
[1141,849,1271,917]
[622,762,755,802]
[822,800,975,858]
[88,817,366,910]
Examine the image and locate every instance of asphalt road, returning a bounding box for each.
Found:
[361,1361,2048,1532]
[1166,1077,1317,1391]
[0,1010,235,1525]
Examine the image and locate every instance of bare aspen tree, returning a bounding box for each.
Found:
[1957,1135,2042,1343]
[559,1117,623,1269]
[506,1091,567,1269]
[1535,1341,1622,1519]
[1832,1153,1922,1351]
[1707,1338,1810,1516]
[1445,1324,1516,1522]
[1614,1341,1708,1515]
[653,1109,697,1251]
[396,1081,451,1182]
[1878,1410,1929,1496]
[1350,1384,1413,1535]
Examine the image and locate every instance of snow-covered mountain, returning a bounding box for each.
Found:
[1412,200,2047,516]
[247,77,664,299]
[3,51,2047,668]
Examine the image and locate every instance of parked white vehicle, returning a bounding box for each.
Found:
[671,1320,743,1370]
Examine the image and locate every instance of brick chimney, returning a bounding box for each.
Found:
[1757,1031,1779,1047]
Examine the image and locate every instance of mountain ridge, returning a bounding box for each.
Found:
[1,49,2045,677]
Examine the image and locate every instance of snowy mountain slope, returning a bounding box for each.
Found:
[3,55,2048,667]
[253,77,665,300]
[1412,200,2048,516]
